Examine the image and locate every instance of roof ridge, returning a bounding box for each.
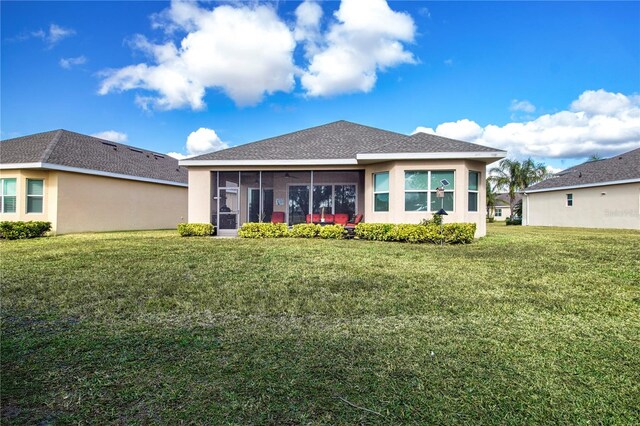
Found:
[40,129,64,163]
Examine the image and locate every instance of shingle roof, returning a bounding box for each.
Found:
[188,120,504,161]
[525,147,640,192]
[0,130,187,185]
[368,131,501,154]
[495,193,521,206]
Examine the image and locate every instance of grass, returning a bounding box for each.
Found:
[1,223,639,424]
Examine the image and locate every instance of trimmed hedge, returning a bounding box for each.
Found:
[289,223,320,238]
[318,224,346,239]
[505,217,522,226]
[177,223,215,237]
[355,222,476,244]
[0,221,51,240]
[238,223,289,238]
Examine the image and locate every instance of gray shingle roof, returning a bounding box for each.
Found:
[525,147,640,192]
[368,131,502,154]
[188,120,504,161]
[1,130,187,185]
[495,193,521,206]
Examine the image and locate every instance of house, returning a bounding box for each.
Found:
[522,147,640,229]
[0,130,187,234]
[180,121,507,237]
[489,193,522,220]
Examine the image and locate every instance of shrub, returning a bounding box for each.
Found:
[238,222,289,238]
[505,217,522,226]
[289,223,320,238]
[354,223,396,241]
[0,221,51,240]
[487,217,495,223]
[318,224,346,239]
[420,213,443,226]
[177,223,215,237]
[355,222,476,244]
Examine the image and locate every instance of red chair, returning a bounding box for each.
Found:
[271,212,285,223]
[334,213,349,225]
[306,214,321,223]
[324,213,334,223]
[346,214,363,227]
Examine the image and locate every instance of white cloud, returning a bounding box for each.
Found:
[413,89,640,159]
[300,0,416,97]
[31,24,75,47]
[169,127,229,159]
[510,99,535,113]
[91,130,128,143]
[59,55,87,69]
[294,1,323,58]
[99,2,296,109]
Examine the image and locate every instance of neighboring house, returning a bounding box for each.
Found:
[0,130,187,234]
[522,147,640,229]
[489,193,522,221]
[180,121,507,237]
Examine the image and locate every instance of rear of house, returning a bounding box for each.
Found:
[0,130,187,234]
[181,121,507,237]
[522,148,640,229]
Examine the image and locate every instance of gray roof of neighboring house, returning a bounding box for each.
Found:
[495,193,521,206]
[525,147,640,192]
[188,120,504,161]
[0,129,187,185]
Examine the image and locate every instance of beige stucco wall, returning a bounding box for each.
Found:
[0,169,58,230]
[523,183,640,229]
[490,205,511,221]
[363,159,487,237]
[188,160,488,237]
[55,171,187,234]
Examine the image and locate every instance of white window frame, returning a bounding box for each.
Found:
[566,193,573,207]
[403,170,455,212]
[373,172,390,212]
[1,178,17,213]
[495,208,502,217]
[468,171,480,212]
[26,178,45,214]
[403,170,429,212]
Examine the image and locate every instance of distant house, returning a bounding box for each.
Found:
[489,193,522,221]
[522,148,640,229]
[0,130,187,234]
[180,121,507,237]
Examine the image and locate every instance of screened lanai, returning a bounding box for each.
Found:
[210,170,365,234]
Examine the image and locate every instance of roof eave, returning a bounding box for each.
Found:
[356,151,507,164]
[179,158,359,167]
[0,162,187,187]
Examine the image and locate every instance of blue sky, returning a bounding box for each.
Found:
[2,1,639,171]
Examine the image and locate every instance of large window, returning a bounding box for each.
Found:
[373,172,389,212]
[26,179,44,213]
[468,171,479,212]
[404,170,455,212]
[1,178,17,213]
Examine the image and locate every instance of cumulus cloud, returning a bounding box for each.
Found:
[510,99,536,113]
[413,89,640,159]
[99,2,296,109]
[91,130,128,143]
[294,0,323,58]
[300,0,417,97]
[168,127,229,159]
[59,55,87,69]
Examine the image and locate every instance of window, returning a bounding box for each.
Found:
[373,172,389,212]
[566,193,573,207]
[403,170,455,212]
[468,171,480,212]
[1,178,17,213]
[404,171,428,211]
[26,179,44,213]
[495,208,502,217]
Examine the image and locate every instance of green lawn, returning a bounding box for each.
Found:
[1,224,639,424]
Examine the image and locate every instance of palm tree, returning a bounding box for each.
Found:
[489,158,548,217]
[486,179,497,218]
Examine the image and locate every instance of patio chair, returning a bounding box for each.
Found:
[346,214,363,228]
[271,212,285,223]
[334,213,349,225]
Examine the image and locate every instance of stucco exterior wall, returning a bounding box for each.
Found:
[0,169,58,231]
[55,171,187,234]
[363,159,486,237]
[523,183,640,229]
[188,160,488,237]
